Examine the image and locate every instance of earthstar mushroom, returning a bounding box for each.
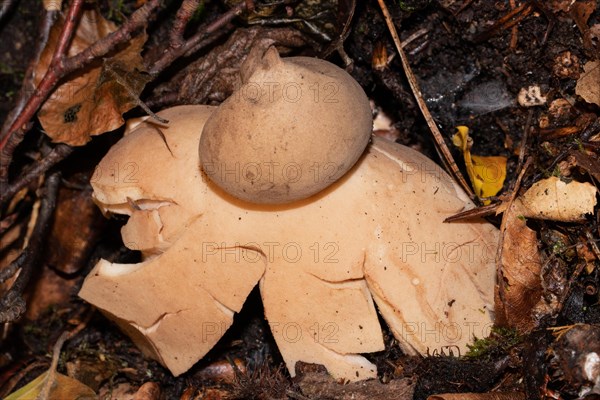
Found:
[80,51,499,381]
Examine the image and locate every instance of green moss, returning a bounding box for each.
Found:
[107,0,125,22]
[190,0,206,24]
[397,1,416,11]
[466,327,521,359]
[552,240,566,255]
[397,0,432,12]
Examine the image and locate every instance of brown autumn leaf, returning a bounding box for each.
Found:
[34,9,150,146]
[570,149,600,181]
[546,0,574,13]
[588,24,600,55]
[4,371,96,400]
[495,202,543,333]
[576,61,600,107]
[515,176,597,222]
[570,0,596,32]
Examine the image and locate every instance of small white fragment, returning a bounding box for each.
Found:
[517,85,547,107]
[584,352,600,381]
[412,278,420,286]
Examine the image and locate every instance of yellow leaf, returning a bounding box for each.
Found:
[5,371,96,400]
[452,126,507,204]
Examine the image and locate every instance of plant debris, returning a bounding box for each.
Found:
[34,9,150,145]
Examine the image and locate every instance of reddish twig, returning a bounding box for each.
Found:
[0,172,61,323]
[149,1,247,75]
[52,0,84,65]
[170,0,201,47]
[473,3,533,43]
[0,0,161,189]
[0,0,84,146]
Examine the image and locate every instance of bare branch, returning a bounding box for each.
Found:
[0,172,61,323]
[149,2,247,75]
[170,0,201,47]
[0,0,161,188]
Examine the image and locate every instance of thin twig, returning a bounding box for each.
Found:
[0,0,83,189]
[444,202,500,222]
[51,0,84,65]
[376,0,474,200]
[103,62,168,124]
[170,0,201,47]
[37,331,69,400]
[0,173,60,323]
[0,251,26,283]
[0,0,161,189]
[149,1,247,75]
[472,3,533,43]
[515,109,532,182]
[0,212,18,235]
[0,144,72,209]
[509,0,519,49]
[182,25,233,59]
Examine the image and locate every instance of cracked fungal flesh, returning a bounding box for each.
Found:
[80,105,498,381]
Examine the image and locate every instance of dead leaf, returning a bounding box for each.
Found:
[495,203,543,333]
[65,359,115,392]
[587,24,600,55]
[45,185,105,275]
[547,0,577,13]
[570,0,597,33]
[34,9,149,146]
[515,176,597,222]
[570,149,600,181]
[570,0,599,54]
[24,185,105,320]
[4,371,96,400]
[97,382,137,400]
[576,61,600,106]
[452,126,507,204]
